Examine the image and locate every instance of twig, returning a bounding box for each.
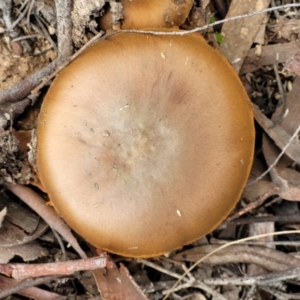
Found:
[26,0,35,30]
[260,286,300,300]
[138,259,227,300]
[245,285,257,300]
[225,212,300,227]
[212,240,300,246]
[34,13,57,52]
[55,0,73,59]
[259,265,300,286]
[0,58,61,105]
[10,0,30,32]
[52,229,67,261]
[162,230,300,300]
[0,0,13,33]
[223,185,279,223]
[0,256,106,279]
[202,265,300,287]
[271,0,280,19]
[12,34,40,42]
[174,244,300,272]
[0,275,64,299]
[0,0,73,123]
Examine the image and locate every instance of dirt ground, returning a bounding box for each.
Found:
[1,0,300,299]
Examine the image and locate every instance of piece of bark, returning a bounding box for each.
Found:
[93,263,148,300]
[254,15,268,44]
[247,218,275,276]
[220,0,271,73]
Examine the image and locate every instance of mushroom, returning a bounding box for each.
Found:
[99,0,194,30]
[37,31,255,258]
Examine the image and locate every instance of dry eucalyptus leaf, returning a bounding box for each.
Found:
[0,217,48,248]
[173,245,300,272]
[241,41,300,74]
[254,105,300,164]
[0,241,48,264]
[270,167,300,201]
[243,180,275,202]
[262,135,300,201]
[248,158,271,180]
[0,192,48,247]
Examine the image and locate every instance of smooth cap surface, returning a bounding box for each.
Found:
[37,32,255,257]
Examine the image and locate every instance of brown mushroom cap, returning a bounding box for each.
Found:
[37,31,255,257]
[99,0,194,30]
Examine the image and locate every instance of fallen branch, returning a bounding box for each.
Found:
[0,255,106,280]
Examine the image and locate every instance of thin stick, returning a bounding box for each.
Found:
[55,0,73,59]
[0,0,72,106]
[138,259,226,300]
[0,275,62,299]
[0,256,106,280]
[10,0,30,31]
